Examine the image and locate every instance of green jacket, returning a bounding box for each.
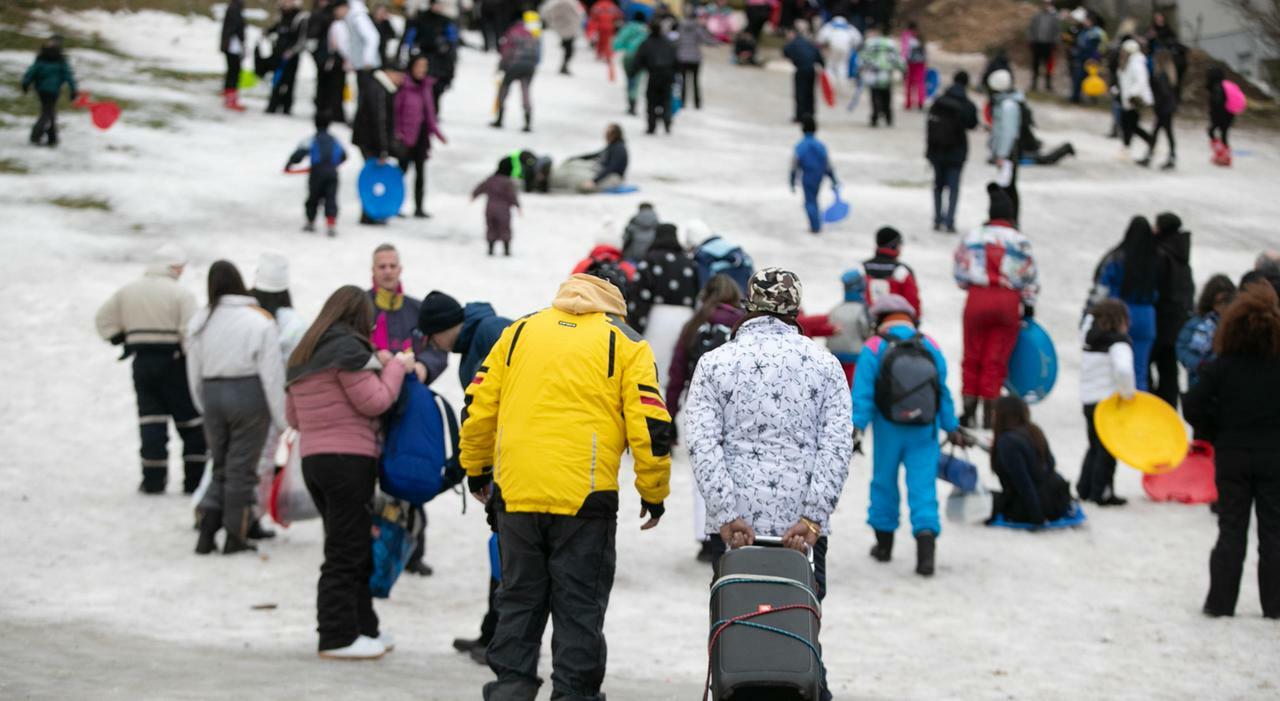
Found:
[22,49,77,98]
[613,22,648,58]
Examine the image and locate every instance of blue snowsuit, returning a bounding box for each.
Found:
[455,302,513,388]
[790,135,836,233]
[852,324,959,536]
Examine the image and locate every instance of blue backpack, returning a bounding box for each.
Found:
[694,237,754,296]
[379,374,460,506]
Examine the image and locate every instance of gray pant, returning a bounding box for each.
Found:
[198,377,271,539]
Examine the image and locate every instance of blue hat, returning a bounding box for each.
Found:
[840,268,866,302]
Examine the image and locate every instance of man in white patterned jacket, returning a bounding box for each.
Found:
[685,267,855,600]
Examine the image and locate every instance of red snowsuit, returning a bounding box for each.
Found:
[589,1,622,62]
[953,219,1039,399]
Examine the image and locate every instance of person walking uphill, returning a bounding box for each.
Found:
[953,185,1038,429]
[352,68,401,224]
[395,55,448,219]
[1028,0,1060,92]
[471,158,522,257]
[95,245,205,495]
[634,21,678,135]
[286,286,413,659]
[783,28,825,123]
[492,19,541,132]
[540,0,584,75]
[614,12,649,115]
[265,0,310,115]
[187,261,287,555]
[21,35,77,148]
[458,274,673,701]
[675,14,714,110]
[285,111,347,237]
[926,71,979,233]
[863,227,921,319]
[852,294,962,576]
[1091,216,1160,391]
[1184,284,1280,620]
[790,117,838,234]
[220,0,247,111]
[1150,212,1194,409]
[861,27,903,127]
[987,69,1023,224]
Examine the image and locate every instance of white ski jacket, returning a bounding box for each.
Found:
[686,316,854,537]
[186,295,287,430]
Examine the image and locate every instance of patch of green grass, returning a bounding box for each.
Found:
[0,92,40,117]
[49,195,111,211]
[141,66,221,83]
[0,27,46,52]
[140,116,171,129]
[0,158,29,174]
[882,179,931,189]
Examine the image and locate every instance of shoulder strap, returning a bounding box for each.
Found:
[437,393,460,458]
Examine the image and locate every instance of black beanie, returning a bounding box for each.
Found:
[875,227,903,249]
[1155,212,1182,235]
[987,183,1015,222]
[418,291,464,336]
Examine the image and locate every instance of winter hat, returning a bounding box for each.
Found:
[417,291,465,335]
[746,267,803,316]
[987,183,1015,222]
[1121,39,1141,54]
[1155,212,1182,236]
[153,243,187,267]
[986,69,1012,93]
[1070,7,1088,23]
[684,218,712,248]
[869,293,917,322]
[875,226,903,249]
[651,223,681,251]
[841,268,866,302]
[254,251,290,293]
[954,70,970,87]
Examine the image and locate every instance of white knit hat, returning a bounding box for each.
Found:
[153,243,187,267]
[254,251,290,293]
[1121,39,1142,54]
[987,69,1013,93]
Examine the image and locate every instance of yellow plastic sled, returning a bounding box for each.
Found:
[1094,391,1188,475]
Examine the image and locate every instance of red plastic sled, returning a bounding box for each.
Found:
[819,72,835,107]
[1142,440,1218,504]
[90,101,121,130]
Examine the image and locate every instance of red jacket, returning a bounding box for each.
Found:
[572,244,638,281]
[863,249,921,319]
[285,362,406,459]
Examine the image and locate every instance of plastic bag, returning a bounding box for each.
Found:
[269,430,318,526]
[945,484,993,524]
[370,494,422,599]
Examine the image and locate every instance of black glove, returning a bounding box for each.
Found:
[467,471,492,494]
[641,500,665,519]
[441,457,465,491]
[1023,305,1035,320]
[852,427,864,455]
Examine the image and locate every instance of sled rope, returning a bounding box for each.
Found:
[702,603,823,701]
[710,575,822,610]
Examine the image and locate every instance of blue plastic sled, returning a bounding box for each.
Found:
[358,161,406,221]
[990,502,1087,530]
[823,185,850,223]
[1004,319,1057,403]
[925,68,940,98]
[603,184,640,194]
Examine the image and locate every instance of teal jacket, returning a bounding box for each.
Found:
[22,48,77,98]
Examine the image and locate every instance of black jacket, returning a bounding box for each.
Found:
[1184,354,1280,451]
[635,34,677,76]
[352,72,395,158]
[1152,71,1178,117]
[586,141,628,183]
[926,84,979,166]
[783,35,824,72]
[991,429,1072,525]
[221,0,245,54]
[627,227,699,333]
[1153,230,1194,345]
[409,11,457,84]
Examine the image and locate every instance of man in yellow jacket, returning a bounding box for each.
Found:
[460,273,672,701]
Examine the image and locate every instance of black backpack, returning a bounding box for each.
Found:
[688,321,732,369]
[1018,101,1041,155]
[874,332,941,426]
[927,97,964,151]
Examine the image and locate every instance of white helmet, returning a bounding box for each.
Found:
[987,69,1013,93]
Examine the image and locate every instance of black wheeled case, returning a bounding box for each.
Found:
[708,538,822,700]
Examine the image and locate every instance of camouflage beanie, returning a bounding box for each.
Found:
[746,267,803,315]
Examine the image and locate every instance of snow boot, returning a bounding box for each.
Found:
[469,646,487,665]
[247,520,276,540]
[404,560,434,576]
[319,635,387,660]
[1161,156,1176,171]
[302,221,316,233]
[223,535,258,555]
[139,467,167,495]
[223,508,257,554]
[869,530,894,562]
[452,637,488,653]
[195,509,222,555]
[489,109,503,129]
[627,98,636,115]
[915,531,936,577]
[325,216,337,237]
[981,399,996,430]
[959,396,979,429]
[522,110,531,133]
[223,89,246,112]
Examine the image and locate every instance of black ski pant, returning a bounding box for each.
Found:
[560,37,574,73]
[1121,108,1153,148]
[30,91,59,146]
[794,66,815,121]
[1030,42,1053,91]
[1149,341,1180,409]
[399,127,430,214]
[306,172,339,222]
[997,159,1020,225]
[266,55,300,114]
[1205,449,1280,618]
[197,377,271,539]
[870,86,892,126]
[133,349,206,493]
[930,161,962,230]
[1078,403,1117,503]
[1149,111,1176,159]
[432,78,451,118]
[1209,113,1233,147]
[223,52,242,91]
[315,61,347,124]
[484,512,616,701]
[302,453,381,650]
[645,70,674,134]
[496,68,533,124]
[1029,143,1074,165]
[678,60,701,109]
[745,5,770,40]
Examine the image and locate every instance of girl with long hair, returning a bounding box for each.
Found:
[989,395,1072,525]
[1094,216,1160,389]
[1141,49,1180,169]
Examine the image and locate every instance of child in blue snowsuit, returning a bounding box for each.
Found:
[285,111,347,237]
[790,117,838,234]
[852,293,960,577]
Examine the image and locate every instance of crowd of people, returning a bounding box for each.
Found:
[60,0,1280,698]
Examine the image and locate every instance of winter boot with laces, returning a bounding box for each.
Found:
[869,530,894,562]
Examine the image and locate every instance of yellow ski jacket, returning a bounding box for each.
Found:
[459,275,673,517]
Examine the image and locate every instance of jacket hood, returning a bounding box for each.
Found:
[711,303,745,326]
[287,323,376,384]
[455,301,496,353]
[1155,229,1191,263]
[587,244,623,260]
[945,83,967,99]
[553,274,627,316]
[631,209,659,229]
[650,224,681,252]
[1084,326,1132,352]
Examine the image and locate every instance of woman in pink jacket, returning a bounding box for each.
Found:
[394,55,446,218]
[285,285,413,660]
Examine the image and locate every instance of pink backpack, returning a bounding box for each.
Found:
[1222,80,1247,115]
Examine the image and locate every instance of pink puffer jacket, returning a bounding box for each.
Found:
[285,361,406,459]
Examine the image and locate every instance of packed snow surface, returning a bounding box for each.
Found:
[2,9,1279,700]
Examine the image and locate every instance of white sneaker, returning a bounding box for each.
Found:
[318,635,386,660]
[377,632,395,652]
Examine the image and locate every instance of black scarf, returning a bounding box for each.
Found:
[286,324,375,385]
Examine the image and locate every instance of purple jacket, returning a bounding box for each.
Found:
[667,303,745,418]
[393,75,444,149]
